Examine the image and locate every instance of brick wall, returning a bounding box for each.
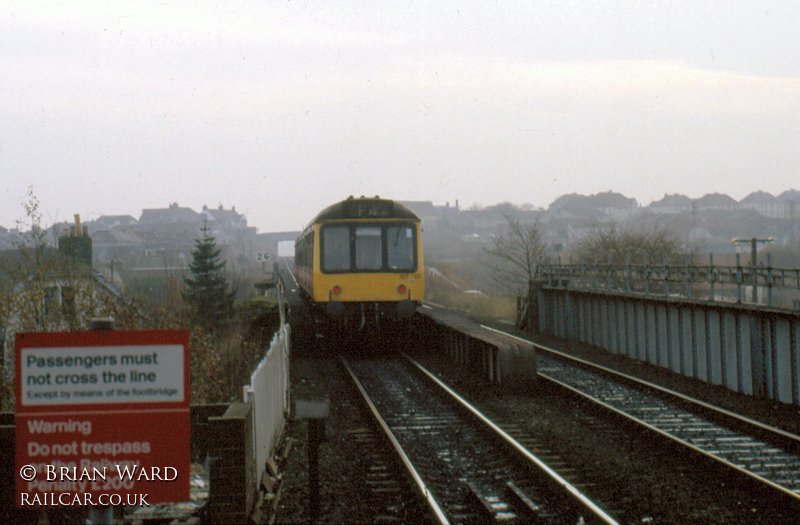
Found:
[207,402,256,523]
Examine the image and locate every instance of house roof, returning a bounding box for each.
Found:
[740,191,776,204]
[139,203,202,224]
[592,191,638,208]
[648,193,692,207]
[776,189,800,202]
[696,193,738,207]
[91,229,145,245]
[550,191,636,210]
[92,215,138,230]
[548,192,636,219]
[202,204,246,223]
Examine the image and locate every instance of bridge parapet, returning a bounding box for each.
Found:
[524,285,800,406]
[541,254,800,310]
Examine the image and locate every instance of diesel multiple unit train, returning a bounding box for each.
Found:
[294,196,424,330]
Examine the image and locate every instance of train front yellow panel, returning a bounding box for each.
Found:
[312,271,425,303]
[309,219,425,303]
[294,197,426,313]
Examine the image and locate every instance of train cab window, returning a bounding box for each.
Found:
[322,225,350,271]
[387,225,415,270]
[355,226,382,270]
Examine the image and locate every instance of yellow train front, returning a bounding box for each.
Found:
[295,196,424,330]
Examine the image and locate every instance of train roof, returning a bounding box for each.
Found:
[308,196,421,225]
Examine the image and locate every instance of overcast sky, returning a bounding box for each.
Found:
[2,1,799,232]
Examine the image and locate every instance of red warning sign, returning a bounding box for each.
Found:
[15,330,190,507]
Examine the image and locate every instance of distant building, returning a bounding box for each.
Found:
[90,215,138,232]
[695,193,738,211]
[0,227,122,355]
[201,204,248,229]
[91,228,146,263]
[546,191,638,222]
[776,190,800,219]
[200,204,254,244]
[139,202,202,225]
[740,191,778,218]
[647,193,692,214]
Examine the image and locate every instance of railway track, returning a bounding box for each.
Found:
[481,326,800,513]
[341,354,618,524]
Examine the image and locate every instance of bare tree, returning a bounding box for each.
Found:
[0,189,107,408]
[569,223,688,265]
[484,215,547,294]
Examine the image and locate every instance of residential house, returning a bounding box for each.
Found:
[200,204,254,245]
[89,215,138,232]
[739,191,779,218]
[694,193,739,211]
[776,190,800,220]
[647,193,692,214]
[544,191,638,224]
[0,227,122,360]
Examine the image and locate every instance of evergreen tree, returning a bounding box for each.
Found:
[184,222,234,332]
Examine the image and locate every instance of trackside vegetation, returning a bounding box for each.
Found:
[0,191,278,410]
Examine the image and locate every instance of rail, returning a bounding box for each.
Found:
[344,355,617,523]
[405,354,619,524]
[340,357,450,525]
[484,325,800,512]
[540,253,800,309]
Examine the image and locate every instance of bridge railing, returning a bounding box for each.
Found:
[541,253,800,310]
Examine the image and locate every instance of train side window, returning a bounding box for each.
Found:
[387,225,415,271]
[307,231,314,269]
[355,226,382,270]
[296,234,306,269]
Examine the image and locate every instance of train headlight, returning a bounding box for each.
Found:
[332,285,342,295]
[397,284,407,294]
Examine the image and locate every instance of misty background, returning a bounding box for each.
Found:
[2,1,799,233]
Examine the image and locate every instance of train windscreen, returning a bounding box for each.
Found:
[355,226,382,270]
[321,222,416,273]
[322,225,350,271]
[387,225,415,270]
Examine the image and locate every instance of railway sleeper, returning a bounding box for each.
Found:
[371,487,403,494]
[769,477,800,486]
[749,470,800,479]
[504,482,548,523]
[737,456,800,465]
[366,478,398,486]
[465,482,515,522]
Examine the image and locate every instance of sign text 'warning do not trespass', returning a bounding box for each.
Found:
[15,330,190,507]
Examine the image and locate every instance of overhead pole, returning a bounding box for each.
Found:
[732,237,773,303]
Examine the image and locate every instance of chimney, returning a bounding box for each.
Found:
[58,213,93,268]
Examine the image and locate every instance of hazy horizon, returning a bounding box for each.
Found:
[3,1,798,232]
